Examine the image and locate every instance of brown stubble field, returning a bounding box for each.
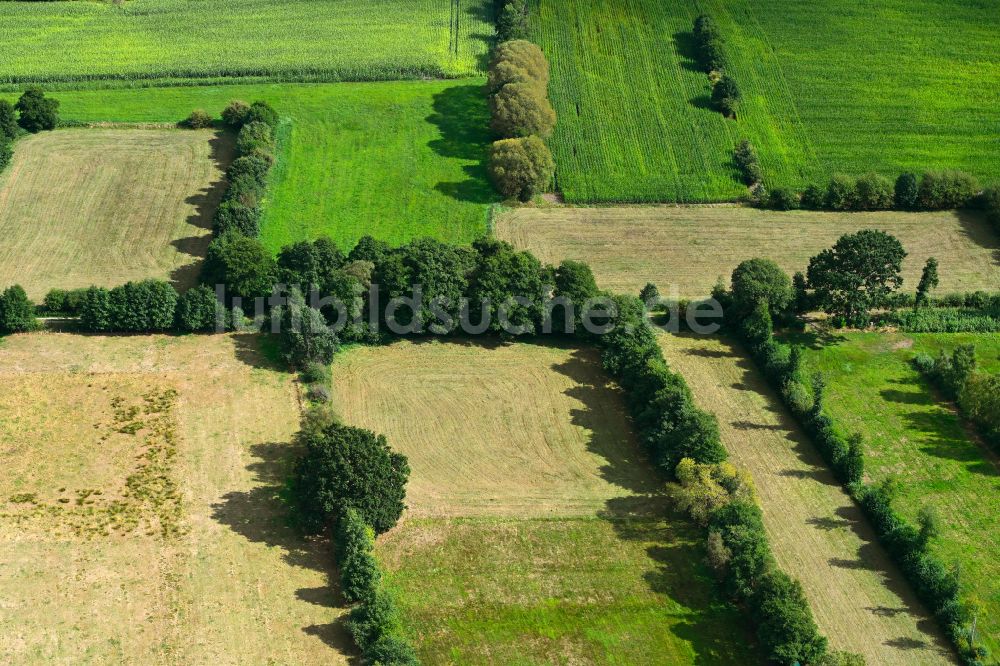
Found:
[0,332,351,664]
[0,129,232,300]
[657,332,954,664]
[495,205,1000,297]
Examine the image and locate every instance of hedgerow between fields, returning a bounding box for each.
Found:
[710,239,993,663]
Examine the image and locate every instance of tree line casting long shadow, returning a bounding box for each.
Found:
[548,344,766,664]
[168,130,236,292]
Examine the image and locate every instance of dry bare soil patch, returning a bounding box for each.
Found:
[657,332,954,664]
[330,339,761,663]
[0,129,232,299]
[0,333,349,664]
[496,206,1000,297]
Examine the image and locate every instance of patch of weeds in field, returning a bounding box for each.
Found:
[0,387,184,540]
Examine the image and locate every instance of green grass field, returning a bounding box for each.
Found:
[0,0,493,86]
[800,332,1000,657]
[379,516,759,664]
[531,0,1000,203]
[5,81,496,253]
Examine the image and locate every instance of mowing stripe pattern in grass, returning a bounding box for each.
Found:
[657,332,953,664]
[0,129,233,299]
[495,205,1000,298]
[0,0,494,86]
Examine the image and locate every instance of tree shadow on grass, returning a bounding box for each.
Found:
[210,440,358,661]
[955,209,1000,264]
[426,84,498,205]
[169,131,236,292]
[672,31,702,73]
[464,2,496,71]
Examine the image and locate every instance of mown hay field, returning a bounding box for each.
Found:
[0,129,232,300]
[2,80,496,255]
[495,205,1000,297]
[530,0,1000,203]
[800,332,1000,657]
[657,333,953,664]
[0,0,493,86]
[329,339,762,663]
[0,333,350,664]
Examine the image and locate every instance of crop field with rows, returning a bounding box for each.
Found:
[531,0,1000,203]
[0,0,494,87]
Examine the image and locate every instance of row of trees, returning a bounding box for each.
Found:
[487,35,556,201]
[211,100,279,238]
[0,87,60,171]
[76,280,223,333]
[693,15,741,118]
[288,410,416,663]
[916,346,999,453]
[766,170,983,212]
[719,255,987,664]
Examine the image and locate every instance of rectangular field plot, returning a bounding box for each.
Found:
[0,0,493,85]
[331,339,762,662]
[9,80,497,254]
[0,333,350,664]
[658,333,953,664]
[378,516,759,664]
[495,205,1000,298]
[532,0,1000,202]
[801,332,1000,657]
[0,129,231,299]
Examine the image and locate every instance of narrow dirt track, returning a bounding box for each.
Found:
[658,333,955,665]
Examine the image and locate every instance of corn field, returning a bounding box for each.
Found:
[530,0,1000,203]
[0,0,494,86]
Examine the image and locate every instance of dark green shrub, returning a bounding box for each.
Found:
[800,183,825,209]
[183,109,213,129]
[334,508,383,603]
[915,257,939,307]
[289,420,410,535]
[174,284,224,332]
[693,15,724,72]
[213,200,261,237]
[0,139,12,172]
[752,569,828,663]
[489,82,556,138]
[300,361,331,385]
[201,233,278,304]
[496,0,528,42]
[278,237,347,292]
[917,170,979,210]
[221,100,251,128]
[824,174,856,210]
[349,235,391,265]
[807,229,906,322]
[0,101,17,141]
[0,285,38,334]
[711,75,741,117]
[235,121,275,158]
[894,172,918,209]
[468,237,545,335]
[106,280,178,332]
[489,136,555,201]
[246,101,279,129]
[731,258,792,318]
[854,172,893,210]
[227,155,271,188]
[274,288,338,368]
[80,287,112,331]
[767,187,799,210]
[733,139,762,185]
[15,87,59,133]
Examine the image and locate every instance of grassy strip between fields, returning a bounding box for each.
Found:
[801,332,1000,661]
[725,292,983,662]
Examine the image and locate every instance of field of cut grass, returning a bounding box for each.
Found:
[0,129,231,299]
[530,0,1000,202]
[496,205,1000,298]
[330,339,762,662]
[0,333,350,664]
[0,0,493,86]
[2,81,495,254]
[658,332,952,664]
[800,332,1000,657]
